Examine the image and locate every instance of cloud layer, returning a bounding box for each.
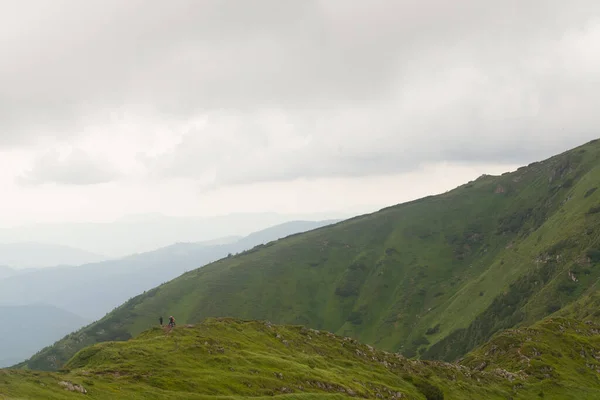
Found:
[19,148,118,185]
[2,0,600,189]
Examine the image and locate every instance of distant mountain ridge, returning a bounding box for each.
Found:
[0,212,353,257]
[0,242,106,269]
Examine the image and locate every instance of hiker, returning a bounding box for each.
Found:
[168,315,176,327]
[159,316,163,326]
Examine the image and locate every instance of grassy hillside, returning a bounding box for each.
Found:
[460,316,600,399]
[4,317,600,399]
[19,138,600,371]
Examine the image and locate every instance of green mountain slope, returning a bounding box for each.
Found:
[4,317,600,399]
[460,316,600,399]
[20,138,600,371]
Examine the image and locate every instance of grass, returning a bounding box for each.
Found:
[18,138,600,371]
[460,316,600,399]
[6,317,600,399]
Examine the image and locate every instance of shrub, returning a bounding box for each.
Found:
[587,205,600,215]
[547,239,575,256]
[346,311,363,325]
[557,281,577,295]
[497,208,533,234]
[385,248,398,255]
[546,304,561,313]
[334,284,359,297]
[587,249,600,263]
[584,188,597,198]
[335,263,367,297]
[412,336,430,346]
[414,379,444,400]
[562,178,574,188]
[402,348,417,358]
[426,324,441,335]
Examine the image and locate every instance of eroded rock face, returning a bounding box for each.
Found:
[59,381,87,394]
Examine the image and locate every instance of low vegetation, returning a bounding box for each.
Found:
[5,317,600,398]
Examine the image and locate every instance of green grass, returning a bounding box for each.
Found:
[18,138,600,370]
[6,317,600,399]
[460,316,600,399]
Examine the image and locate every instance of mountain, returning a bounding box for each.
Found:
[4,317,600,398]
[0,304,89,368]
[233,220,340,249]
[18,138,600,372]
[0,219,338,321]
[0,212,353,258]
[0,242,105,269]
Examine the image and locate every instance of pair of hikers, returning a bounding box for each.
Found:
[159,315,176,328]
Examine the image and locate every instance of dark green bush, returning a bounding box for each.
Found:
[346,311,363,325]
[412,336,430,346]
[497,208,533,234]
[562,178,574,188]
[547,239,575,256]
[587,249,600,263]
[557,281,577,295]
[426,324,441,335]
[414,379,444,400]
[584,188,597,198]
[546,304,561,313]
[587,205,600,215]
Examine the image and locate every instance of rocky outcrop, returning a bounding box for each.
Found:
[59,381,87,394]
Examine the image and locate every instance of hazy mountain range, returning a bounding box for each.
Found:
[0,212,353,259]
[0,242,106,269]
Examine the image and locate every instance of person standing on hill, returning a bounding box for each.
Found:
[168,315,176,327]
[159,316,163,326]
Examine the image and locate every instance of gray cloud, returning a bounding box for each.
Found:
[18,149,118,186]
[2,0,600,185]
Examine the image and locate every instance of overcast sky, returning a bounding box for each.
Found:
[1,0,599,227]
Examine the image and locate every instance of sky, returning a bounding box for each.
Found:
[1,0,600,227]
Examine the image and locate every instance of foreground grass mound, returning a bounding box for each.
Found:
[6,318,600,399]
[19,138,600,370]
[461,317,600,399]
